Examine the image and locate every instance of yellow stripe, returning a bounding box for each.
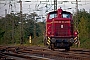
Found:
[46,21,70,24]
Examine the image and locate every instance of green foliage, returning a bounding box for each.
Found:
[78,17,88,39]
[0,29,4,38]
[0,28,5,44]
[80,39,90,49]
[0,12,45,45]
[73,9,90,49]
[31,36,44,46]
[0,14,20,44]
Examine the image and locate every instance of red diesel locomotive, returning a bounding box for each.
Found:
[44,8,78,51]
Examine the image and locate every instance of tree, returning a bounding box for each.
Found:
[78,17,88,39]
[73,9,90,48]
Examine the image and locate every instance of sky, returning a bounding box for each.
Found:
[0,0,90,17]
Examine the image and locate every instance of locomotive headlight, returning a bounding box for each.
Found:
[74,32,78,35]
[48,32,51,34]
[51,38,56,43]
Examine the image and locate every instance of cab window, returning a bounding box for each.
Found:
[62,13,70,18]
[49,13,57,19]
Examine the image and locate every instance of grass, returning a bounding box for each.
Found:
[0,36,90,49]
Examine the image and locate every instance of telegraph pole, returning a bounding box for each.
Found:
[76,0,78,29]
[76,0,80,47]
[76,0,78,14]
[54,0,57,11]
[19,0,23,44]
[4,9,7,44]
[5,9,7,16]
[10,2,15,44]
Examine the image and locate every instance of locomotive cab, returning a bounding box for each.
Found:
[45,8,76,51]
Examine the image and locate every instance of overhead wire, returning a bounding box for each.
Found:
[0,0,16,16]
[0,0,90,17]
[0,3,7,9]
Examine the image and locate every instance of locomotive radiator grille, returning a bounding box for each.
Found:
[55,23,70,37]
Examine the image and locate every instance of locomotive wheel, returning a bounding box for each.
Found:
[51,44,55,51]
[65,47,70,51]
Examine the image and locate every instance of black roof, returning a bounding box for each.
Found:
[48,10,71,14]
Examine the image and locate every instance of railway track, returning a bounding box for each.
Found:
[0,45,90,60]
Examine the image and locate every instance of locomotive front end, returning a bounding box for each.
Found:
[44,8,76,51]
